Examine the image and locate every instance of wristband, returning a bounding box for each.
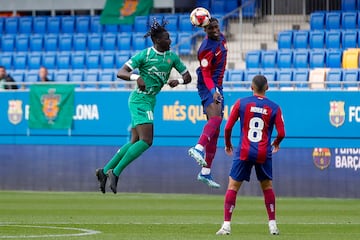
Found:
[177,78,184,84]
[130,74,140,81]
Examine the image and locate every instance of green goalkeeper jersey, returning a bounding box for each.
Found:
[126,47,188,96]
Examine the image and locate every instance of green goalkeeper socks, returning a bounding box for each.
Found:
[113,140,150,177]
[103,142,133,173]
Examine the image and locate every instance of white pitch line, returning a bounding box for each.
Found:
[0,224,101,239]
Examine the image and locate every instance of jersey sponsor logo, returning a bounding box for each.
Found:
[201,59,208,67]
[313,148,331,170]
[329,101,345,127]
[8,100,23,125]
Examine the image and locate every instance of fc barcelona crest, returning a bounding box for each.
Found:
[41,88,61,124]
[8,100,23,125]
[329,101,345,127]
[313,148,331,170]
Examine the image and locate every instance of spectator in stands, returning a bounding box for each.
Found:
[216,75,285,236]
[0,66,18,90]
[95,18,192,194]
[188,18,227,189]
[39,66,52,82]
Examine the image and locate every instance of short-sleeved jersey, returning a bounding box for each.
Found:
[225,95,285,164]
[126,47,188,96]
[196,33,227,92]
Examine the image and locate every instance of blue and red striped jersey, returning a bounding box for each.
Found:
[196,33,227,91]
[225,95,285,164]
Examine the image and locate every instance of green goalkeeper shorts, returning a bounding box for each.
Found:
[128,91,156,128]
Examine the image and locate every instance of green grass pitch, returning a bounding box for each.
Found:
[0,191,359,240]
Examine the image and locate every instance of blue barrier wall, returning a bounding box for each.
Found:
[1,90,359,197]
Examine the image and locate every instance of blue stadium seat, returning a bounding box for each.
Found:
[56,53,71,69]
[309,50,326,68]
[28,53,42,70]
[246,50,261,68]
[164,15,179,32]
[227,69,244,81]
[69,70,84,82]
[342,11,357,29]
[87,33,102,51]
[11,71,24,83]
[26,70,39,82]
[341,30,357,49]
[103,24,118,33]
[134,16,148,33]
[18,17,33,34]
[41,53,57,69]
[15,35,29,52]
[132,32,148,54]
[73,34,87,51]
[0,53,13,69]
[325,30,341,49]
[90,16,103,33]
[261,50,277,68]
[102,33,117,51]
[29,34,44,51]
[0,18,4,34]
[261,69,278,89]
[310,12,325,30]
[293,30,309,49]
[119,24,133,32]
[13,53,27,70]
[211,0,226,15]
[117,32,132,54]
[84,70,99,88]
[277,31,293,49]
[225,0,239,17]
[98,70,115,88]
[309,31,325,49]
[293,49,309,68]
[177,32,193,55]
[242,0,259,18]
[61,16,75,34]
[115,52,130,68]
[33,17,47,34]
[244,69,260,81]
[47,17,61,34]
[86,52,100,69]
[277,69,293,87]
[326,68,342,88]
[342,69,359,88]
[44,34,58,51]
[1,35,15,52]
[326,49,342,68]
[179,14,194,32]
[169,31,178,48]
[58,34,73,51]
[293,69,309,88]
[326,12,341,30]
[4,17,18,34]
[196,0,211,9]
[342,0,357,11]
[101,52,115,69]
[277,50,293,68]
[71,52,86,70]
[75,16,90,33]
[54,70,69,82]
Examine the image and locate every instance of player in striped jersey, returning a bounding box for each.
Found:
[216,75,285,235]
[188,18,227,188]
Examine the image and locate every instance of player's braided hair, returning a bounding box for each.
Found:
[144,17,168,42]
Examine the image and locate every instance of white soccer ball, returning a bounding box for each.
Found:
[190,7,211,27]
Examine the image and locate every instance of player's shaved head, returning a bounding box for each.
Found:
[252,75,268,93]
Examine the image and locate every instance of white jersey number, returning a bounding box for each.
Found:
[247,117,264,142]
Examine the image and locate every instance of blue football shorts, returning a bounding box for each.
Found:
[229,158,273,182]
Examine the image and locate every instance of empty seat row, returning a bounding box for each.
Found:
[0,32,193,54]
[246,49,343,69]
[310,11,360,30]
[196,0,240,15]
[0,52,131,70]
[0,14,205,35]
[278,29,360,50]
[225,68,360,89]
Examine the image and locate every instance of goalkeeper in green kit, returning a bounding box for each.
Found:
[96,18,192,194]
